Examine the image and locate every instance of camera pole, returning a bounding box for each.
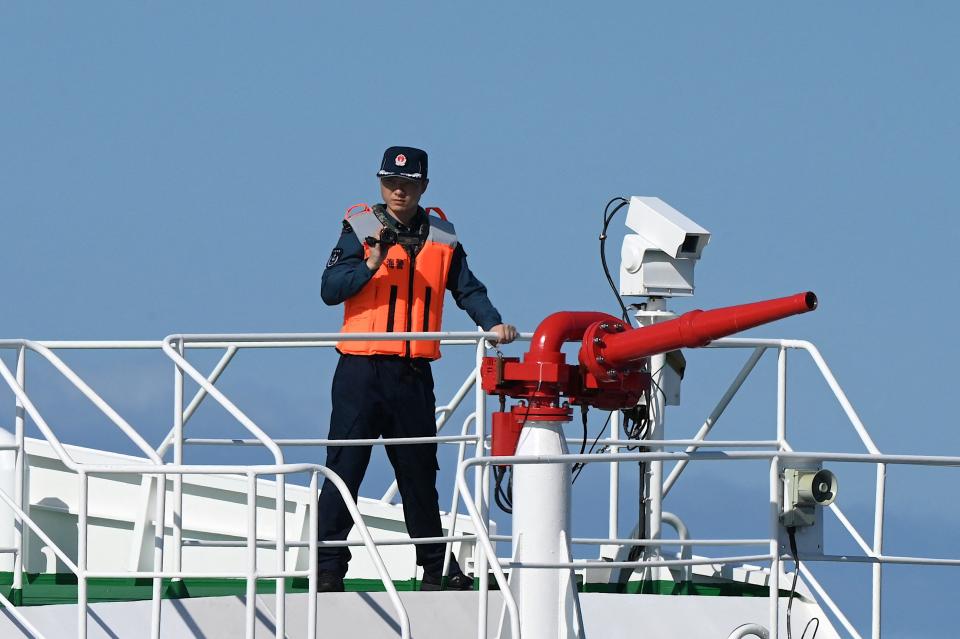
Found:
[633,296,672,583]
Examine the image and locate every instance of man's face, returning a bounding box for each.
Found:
[380,177,428,218]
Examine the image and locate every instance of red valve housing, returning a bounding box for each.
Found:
[491,404,574,461]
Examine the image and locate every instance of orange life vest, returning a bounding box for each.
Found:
[337,205,458,360]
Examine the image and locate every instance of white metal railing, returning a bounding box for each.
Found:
[704,338,888,639]
[0,331,505,639]
[0,330,955,639]
[0,462,409,639]
[434,334,957,639]
[457,448,960,639]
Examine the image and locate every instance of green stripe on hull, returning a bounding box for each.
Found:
[0,573,419,606]
[0,572,790,607]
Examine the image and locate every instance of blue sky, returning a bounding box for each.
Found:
[2,3,959,637]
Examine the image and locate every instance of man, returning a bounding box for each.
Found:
[317,146,516,592]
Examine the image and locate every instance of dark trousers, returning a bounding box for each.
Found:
[316,354,447,576]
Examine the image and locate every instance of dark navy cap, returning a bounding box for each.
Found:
[377,146,428,181]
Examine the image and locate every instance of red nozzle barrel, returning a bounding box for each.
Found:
[582,292,817,371]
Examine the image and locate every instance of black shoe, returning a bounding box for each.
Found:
[421,569,474,591]
[317,569,345,593]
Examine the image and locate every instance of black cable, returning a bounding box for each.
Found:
[625,400,651,564]
[494,466,512,514]
[599,197,631,323]
[648,364,666,402]
[787,527,800,639]
[578,405,589,457]
[494,398,538,514]
[571,411,613,484]
[786,527,819,639]
[622,404,649,450]
[570,406,589,481]
[587,413,612,456]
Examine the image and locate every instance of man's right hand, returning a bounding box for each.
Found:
[365,230,388,271]
[366,243,384,271]
[489,323,518,344]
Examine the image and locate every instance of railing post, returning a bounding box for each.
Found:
[441,413,477,582]
[777,347,787,444]
[308,471,318,639]
[275,474,286,638]
[774,345,787,639]
[768,456,780,639]
[13,346,26,595]
[473,332,489,639]
[456,459,520,639]
[608,410,619,539]
[641,299,668,576]
[172,339,184,576]
[246,472,257,639]
[151,472,166,639]
[770,345,788,639]
[78,470,88,639]
[872,463,886,639]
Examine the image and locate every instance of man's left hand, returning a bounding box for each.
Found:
[489,324,517,345]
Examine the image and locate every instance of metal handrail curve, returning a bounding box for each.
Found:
[0,340,162,466]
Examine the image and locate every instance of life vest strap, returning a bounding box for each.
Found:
[425,206,447,221]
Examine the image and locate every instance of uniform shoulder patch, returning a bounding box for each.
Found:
[326,248,343,268]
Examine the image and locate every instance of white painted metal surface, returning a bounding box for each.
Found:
[503,420,582,639]
[0,591,832,639]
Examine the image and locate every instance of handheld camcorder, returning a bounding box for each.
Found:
[365,227,399,248]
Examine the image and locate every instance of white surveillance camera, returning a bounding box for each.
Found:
[619,197,710,297]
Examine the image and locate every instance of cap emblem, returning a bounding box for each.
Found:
[395,154,407,167]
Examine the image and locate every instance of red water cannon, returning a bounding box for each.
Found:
[482,292,818,459]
